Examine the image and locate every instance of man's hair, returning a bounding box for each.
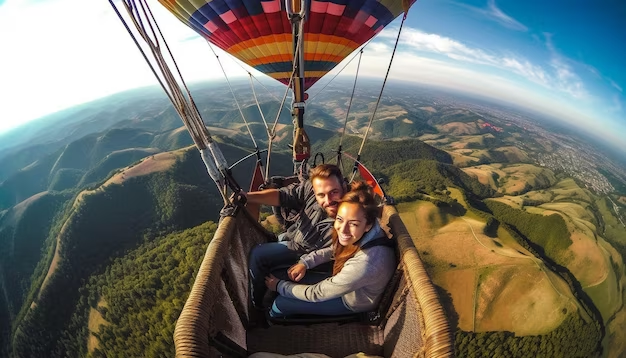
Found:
[309,164,344,185]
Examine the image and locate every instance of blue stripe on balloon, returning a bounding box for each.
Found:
[254,60,338,74]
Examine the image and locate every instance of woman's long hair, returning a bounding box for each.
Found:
[332,181,382,275]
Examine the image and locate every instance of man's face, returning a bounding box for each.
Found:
[311,176,344,218]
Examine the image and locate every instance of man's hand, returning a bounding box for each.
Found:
[265,274,280,292]
[288,263,307,282]
[230,189,247,205]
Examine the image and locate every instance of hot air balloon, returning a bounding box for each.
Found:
[108,0,454,356]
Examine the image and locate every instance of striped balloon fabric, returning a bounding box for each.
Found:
[159,0,413,90]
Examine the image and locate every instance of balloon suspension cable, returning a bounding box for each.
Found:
[208,42,259,150]
[351,14,407,183]
[143,0,211,144]
[131,0,209,148]
[291,18,309,175]
[337,49,364,171]
[308,38,373,103]
[249,74,271,135]
[247,74,267,176]
[229,55,292,113]
[265,69,296,180]
[109,1,174,119]
[265,28,301,179]
[110,0,234,203]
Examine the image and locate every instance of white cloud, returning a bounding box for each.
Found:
[353,51,566,118]
[484,0,528,31]
[378,27,589,101]
[317,26,623,151]
[459,0,528,32]
[609,79,623,92]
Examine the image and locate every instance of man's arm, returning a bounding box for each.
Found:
[244,189,280,206]
[244,181,310,208]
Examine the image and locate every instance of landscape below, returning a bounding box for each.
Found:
[0,81,625,357]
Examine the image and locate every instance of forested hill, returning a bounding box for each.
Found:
[0,191,73,353]
[9,145,291,357]
[62,222,218,357]
[382,159,495,201]
[317,135,453,170]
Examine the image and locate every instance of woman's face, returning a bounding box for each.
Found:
[334,202,373,247]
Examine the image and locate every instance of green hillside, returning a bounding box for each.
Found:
[382,159,495,201]
[0,86,171,163]
[207,101,292,128]
[50,128,154,177]
[78,148,160,187]
[113,106,183,133]
[48,169,85,191]
[315,136,453,171]
[150,128,194,151]
[1,128,166,210]
[0,153,59,210]
[10,145,293,357]
[0,191,73,352]
[0,142,62,183]
[59,221,217,357]
[371,111,437,138]
[485,200,572,263]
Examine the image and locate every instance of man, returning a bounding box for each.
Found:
[243,164,346,308]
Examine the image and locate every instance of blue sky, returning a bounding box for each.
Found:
[0,0,624,153]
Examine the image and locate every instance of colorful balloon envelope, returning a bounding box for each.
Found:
[159,0,414,90]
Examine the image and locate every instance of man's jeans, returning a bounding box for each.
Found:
[249,242,300,307]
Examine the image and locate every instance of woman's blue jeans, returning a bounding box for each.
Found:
[268,271,353,317]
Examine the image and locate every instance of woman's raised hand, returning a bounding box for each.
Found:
[288,263,307,282]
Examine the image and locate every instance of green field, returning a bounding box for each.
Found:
[398,199,574,335]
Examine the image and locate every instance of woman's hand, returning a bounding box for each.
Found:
[265,274,280,292]
[288,263,307,282]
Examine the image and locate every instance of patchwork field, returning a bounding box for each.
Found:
[398,199,577,335]
[447,150,479,167]
[437,122,480,136]
[462,163,557,195]
[483,178,626,355]
[462,164,506,190]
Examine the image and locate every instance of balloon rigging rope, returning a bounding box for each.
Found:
[265,24,302,178]
[112,0,213,150]
[335,49,364,172]
[248,74,271,136]
[208,42,259,150]
[350,14,407,183]
[339,49,364,148]
[356,14,407,157]
[133,0,209,148]
[110,0,233,201]
[229,55,292,113]
[308,38,373,103]
[141,0,212,147]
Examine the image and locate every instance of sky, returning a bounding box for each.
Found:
[0,0,624,153]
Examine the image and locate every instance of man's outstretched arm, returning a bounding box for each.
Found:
[243,189,280,206]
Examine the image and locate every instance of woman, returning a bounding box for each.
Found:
[264,181,396,317]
